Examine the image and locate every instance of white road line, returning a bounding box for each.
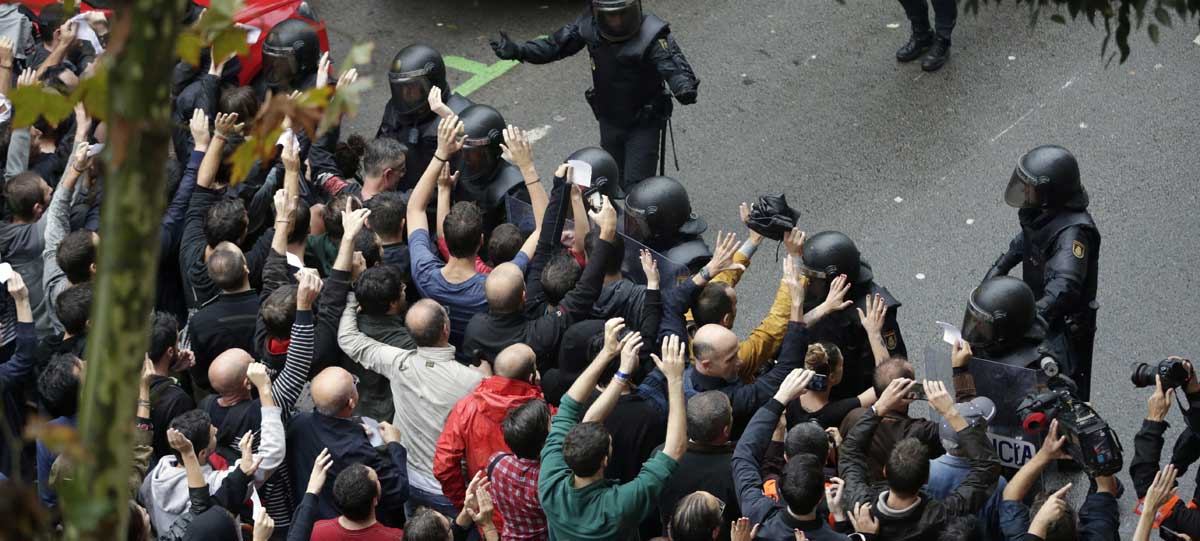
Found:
[990,107,1036,143]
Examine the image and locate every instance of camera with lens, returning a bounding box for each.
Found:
[1017,386,1123,477]
[1130,358,1193,389]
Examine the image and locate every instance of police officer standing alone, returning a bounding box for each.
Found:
[984,145,1100,400]
[490,0,699,191]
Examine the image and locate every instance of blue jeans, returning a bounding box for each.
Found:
[406,485,459,520]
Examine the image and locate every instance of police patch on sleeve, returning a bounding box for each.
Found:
[883,330,898,350]
[659,38,669,50]
[1072,240,1086,260]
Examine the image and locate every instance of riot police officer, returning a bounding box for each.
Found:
[798,231,906,400]
[962,276,1061,375]
[490,0,699,190]
[622,176,711,278]
[450,104,528,231]
[984,145,1100,400]
[378,44,475,192]
[259,18,322,95]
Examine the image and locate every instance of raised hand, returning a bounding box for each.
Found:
[856,293,886,336]
[436,162,459,191]
[167,427,194,455]
[951,338,973,369]
[702,231,744,280]
[336,68,359,90]
[825,477,847,520]
[253,506,275,541]
[238,430,263,475]
[730,518,760,541]
[340,197,371,242]
[772,368,816,404]
[588,195,617,236]
[1037,419,1070,460]
[500,125,534,170]
[924,380,955,416]
[214,112,244,138]
[1148,375,1175,422]
[296,269,323,310]
[435,114,465,161]
[1029,484,1072,537]
[6,271,28,304]
[281,135,301,173]
[0,36,13,66]
[601,318,626,357]
[16,67,36,88]
[379,421,402,445]
[653,334,687,382]
[874,378,916,416]
[306,448,334,494]
[1144,465,1179,515]
[189,108,211,151]
[783,228,806,256]
[618,331,643,376]
[315,51,331,88]
[640,249,660,290]
[427,85,453,118]
[246,362,271,391]
[848,502,879,535]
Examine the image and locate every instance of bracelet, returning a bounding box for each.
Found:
[137,399,151,407]
[525,179,541,186]
[699,267,713,281]
[72,165,87,173]
[213,133,227,141]
[432,154,448,162]
[614,370,631,382]
[0,64,11,70]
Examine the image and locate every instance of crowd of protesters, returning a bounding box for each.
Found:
[0,4,1195,541]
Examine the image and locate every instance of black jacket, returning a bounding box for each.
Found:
[148,375,197,462]
[1131,418,1200,537]
[838,411,1000,541]
[461,237,616,367]
[659,441,740,540]
[285,411,409,528]
[187,290,260,392]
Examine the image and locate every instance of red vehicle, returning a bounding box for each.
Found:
[16,0,328,86]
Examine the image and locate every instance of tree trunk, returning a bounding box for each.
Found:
[63,1,186,539]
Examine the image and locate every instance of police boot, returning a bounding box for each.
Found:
[921,37,951,71]
[896,31,934,62]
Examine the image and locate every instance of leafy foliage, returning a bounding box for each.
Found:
[176,0,249,66]
[10,60,109,128]
[958,0,1200,63]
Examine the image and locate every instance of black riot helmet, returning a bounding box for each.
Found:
[962,277,1037,351]
[592,0,644,42]
[1004,145,1089,210]
[455,105,506,183]
[799,231,873,290]
[388,45,450,121]
[624,176,706,246]
[566,147,621,199]
[262,19,321,93]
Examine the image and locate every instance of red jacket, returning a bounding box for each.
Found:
[434,377,551,519]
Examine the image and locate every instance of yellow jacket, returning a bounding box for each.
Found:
[686,251,792,381]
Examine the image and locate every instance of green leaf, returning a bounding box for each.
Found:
[1153,7,1173,27]
[63,0,76,15]
[318,77,372,137]
[1050,13,1068,23]
[339,42,375,74]
[228,137,260,187]
[175,31,205,66]
[209,0,243,18]
[9,85,76,129]
[1147,22,1160,42]
[211,27,250,65]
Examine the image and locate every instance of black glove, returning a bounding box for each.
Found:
[490,32,520,61]
[675,90,697,105]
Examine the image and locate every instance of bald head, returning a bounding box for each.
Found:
[405,299,449,347]
[208,241,248,292]
[209,348,253,397]
[485,263,526,315]
[693,324,741,381]
[311,367,358,417]
[494,343,536,382]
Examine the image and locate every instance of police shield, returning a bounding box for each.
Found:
[503,194,691,286]
[923,344,1042,469]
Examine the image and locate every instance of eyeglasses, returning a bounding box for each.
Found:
[713,496,726,516]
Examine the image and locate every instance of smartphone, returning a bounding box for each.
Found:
[807,373,829,392]
[906,382,926,401]
[583,180,607,213]
[0,263,12,284]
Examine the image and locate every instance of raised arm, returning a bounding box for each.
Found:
[0,275,36,386]
[271,272,320,413]
[408,115,464,234]
[338,294,415,379]
[246,363,285,483]
[490,21,587,65]
[554,195,616,321]
[198,112,243,189]
[732,370,814,524]
[565,318,625,405]
[503,126,547,260]
[657,334,689,461]
[1003,419,1068,502]
[524,174,571,304]
[582,332,643,424]
[857,292,891,366]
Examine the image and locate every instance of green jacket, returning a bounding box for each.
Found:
[538,394,678,540]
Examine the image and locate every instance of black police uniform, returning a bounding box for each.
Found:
[493,2,699,188]
[811,275,907,401]
[254,18,321,97]
[377,45,475,193]
[985,146,1100,400]
[449,104,528,235]
[798,231,906,400]
[621,176,711,280]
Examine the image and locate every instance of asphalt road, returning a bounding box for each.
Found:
[314,0,1200,531]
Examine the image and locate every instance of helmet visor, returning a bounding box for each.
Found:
[962,299,997,349]
[388,66,435,115]
[593,1,642,41]
[262,46,298,91]
[454,138,498,182]
[1004,167,1041,209]
[622,204,652,243]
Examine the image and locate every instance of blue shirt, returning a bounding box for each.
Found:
[408,228,528,349]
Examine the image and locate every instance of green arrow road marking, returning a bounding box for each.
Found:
[444,56,521,97]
